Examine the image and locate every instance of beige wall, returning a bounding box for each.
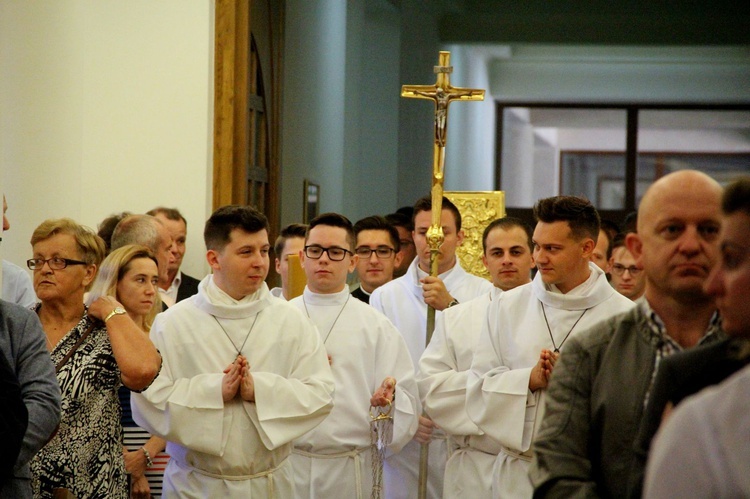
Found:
[0,1,215,279]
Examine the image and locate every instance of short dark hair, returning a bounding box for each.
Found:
[600,218,620,243]
[598,228,613,261]
[533,196,600,242]
[611,232,627,252]
[385,212,413,233]
[147,206,187,227]
[722,177,750,216]
[306,213,355,251]
[482,216,533,253]
[353,216,400,252]
[274,223,308,257]
[413,195,462,232]
[204,205,269,251]
[622,211,638,234]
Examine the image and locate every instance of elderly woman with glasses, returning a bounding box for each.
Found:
[27,219,161,499]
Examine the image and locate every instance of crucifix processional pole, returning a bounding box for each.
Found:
[401,51,484,499]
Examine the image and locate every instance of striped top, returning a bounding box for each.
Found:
[120,385,170,498]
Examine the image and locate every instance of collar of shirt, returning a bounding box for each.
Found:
[159,270,183,304]
[640,297,722,408]
[639,298,722,355]
[415,261,456,284]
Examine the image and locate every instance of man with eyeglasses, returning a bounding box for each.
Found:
[608,233,645,300]
[289,212,419,498]
[351,216,403,304]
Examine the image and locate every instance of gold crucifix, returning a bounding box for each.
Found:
[401,51,485,282]
[400,50,484,499]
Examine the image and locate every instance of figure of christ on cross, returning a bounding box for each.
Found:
[398,51,486,499]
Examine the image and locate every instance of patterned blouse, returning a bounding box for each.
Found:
[30,309,128,498]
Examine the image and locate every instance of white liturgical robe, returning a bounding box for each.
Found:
[467,264,634,498]
[132,277,335,498]
[371,259,492,499]
[289,287,419,499]
[418,287,503,499]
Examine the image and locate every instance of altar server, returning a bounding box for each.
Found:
[467,196,633,498]
[132,205,334,498]
[418,216,534,498]
[371,195,492,499]
[290,212,419,498]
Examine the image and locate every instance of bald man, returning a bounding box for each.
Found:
[530,170,726,498]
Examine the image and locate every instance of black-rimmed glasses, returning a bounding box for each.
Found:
[610,264,643,276]
[27,257,88,271]
[304,245,352,261]
[355,246,396,259]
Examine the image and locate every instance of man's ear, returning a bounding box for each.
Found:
[580,237,595,259]
[393,250,404,270]
[456,229,465,247]
[347,254,359,274]
[626,233,643,263]
[206,249,220,271]
[275,258,282,274]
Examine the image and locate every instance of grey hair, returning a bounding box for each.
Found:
[111,214,162,254]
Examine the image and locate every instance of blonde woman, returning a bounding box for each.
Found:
[87,245,168,498]
[28,220,161,498]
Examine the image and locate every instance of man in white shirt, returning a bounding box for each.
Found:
[371,195,492,499]
[419,216,535,498]
[467,196,634,498]
[289,212,418,498]
[132,205,335,497]
[148,207,201,306]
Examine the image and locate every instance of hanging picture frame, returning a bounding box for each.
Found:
[303,180,320,223]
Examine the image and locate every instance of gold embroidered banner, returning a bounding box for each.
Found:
[444,191,506,280]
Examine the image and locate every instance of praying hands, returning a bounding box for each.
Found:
[222,356,255,402]
[529,349,559,392]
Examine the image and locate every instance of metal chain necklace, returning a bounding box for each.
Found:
[212,311,261,360]
[540,301,589,353]
[302,294,350,344]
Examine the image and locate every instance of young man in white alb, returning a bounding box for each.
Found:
[371,196,492,499]
[418,216,535,498]
[289,212,418,498]
[467,196,633,498]
[132,205,334,497]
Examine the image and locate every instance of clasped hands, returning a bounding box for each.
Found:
[529,349,559,392]
[223,355,254,402]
